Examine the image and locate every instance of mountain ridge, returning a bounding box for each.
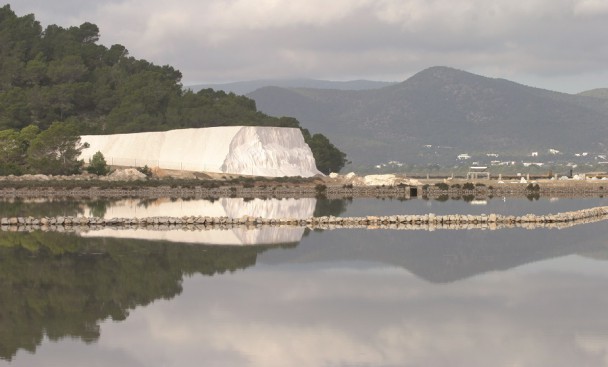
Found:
[248,66,608,165]
[187,78,397,95]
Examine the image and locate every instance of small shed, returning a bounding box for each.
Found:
[467,166,490,180]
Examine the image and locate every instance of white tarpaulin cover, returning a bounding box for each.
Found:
[80,126,322,177]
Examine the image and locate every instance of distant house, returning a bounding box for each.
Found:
[549,148,560,155]
[458,154,471,160]
[523,162,544,167]
[530,152,538,157]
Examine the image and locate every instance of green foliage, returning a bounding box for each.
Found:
[0,125,39,175]
[526,183,540,191]
[434,182,449,190]
[0,5,347,175]
[302,129,348,174]
[462,182,475,190]
[137,165,153,177]
[86,151,109,175]
[26,121,88,175]
[315,183,327,196]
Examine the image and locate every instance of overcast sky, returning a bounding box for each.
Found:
[6,0,608,93]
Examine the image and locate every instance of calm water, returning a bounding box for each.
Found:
[1,197,608,366]
[1,196,607,219]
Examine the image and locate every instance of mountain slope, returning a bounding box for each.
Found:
[187,79,396,95]
[579,88,608,99]
[249,67,608,165]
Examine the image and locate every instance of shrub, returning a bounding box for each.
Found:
[137,165,153,177]
[462,194,475,202]
[315,184,327,194]
[462,182,475,190]
[86,151,109,175]
[434,182,449,190]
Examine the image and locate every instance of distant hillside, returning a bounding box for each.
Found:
[249,67,608,165]
[187,79,396,95]
[579,88,608,99]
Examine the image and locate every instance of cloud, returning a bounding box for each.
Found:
[80,262,608,367]
[7,0,608,91]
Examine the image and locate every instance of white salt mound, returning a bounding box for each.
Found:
[80,126,322,177]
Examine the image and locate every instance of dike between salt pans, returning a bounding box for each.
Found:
[80,126,322,177]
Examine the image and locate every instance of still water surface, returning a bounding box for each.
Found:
[1,197,608,366]
[1,196,607,218]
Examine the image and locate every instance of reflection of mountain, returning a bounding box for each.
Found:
[0,232,292,361]
[260,222,608,283]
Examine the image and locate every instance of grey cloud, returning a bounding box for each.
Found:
[15,259,608,367]
[6,0,608,92]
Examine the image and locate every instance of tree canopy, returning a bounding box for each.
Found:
[0,5,347,174]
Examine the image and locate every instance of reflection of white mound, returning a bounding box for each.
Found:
[80,197,316,245]
[81,227,305,246]
[80,126,321,177]
[83,198,316,220]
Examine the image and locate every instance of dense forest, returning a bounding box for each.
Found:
[0,5,346,174]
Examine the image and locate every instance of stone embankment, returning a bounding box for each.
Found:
[1,206,607,232]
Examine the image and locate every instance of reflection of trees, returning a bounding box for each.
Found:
[313,198,351,217]
[0,232,294,361]
[0,199,84,218]
[87,199,109,218]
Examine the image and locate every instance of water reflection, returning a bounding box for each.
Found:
[0,231,291,361]
[81,227,308,246]
[2,222,608,367]
[77,198,317,245]
[2,196,607,220]
[261,222,608,283]
[81,197,317,219]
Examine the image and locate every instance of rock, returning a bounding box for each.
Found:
[108,168,147,181]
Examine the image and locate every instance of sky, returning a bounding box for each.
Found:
[6,0,608,93]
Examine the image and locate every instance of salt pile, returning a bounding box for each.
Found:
[80,126,322,177]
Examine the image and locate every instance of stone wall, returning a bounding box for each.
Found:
[2,206,607,233]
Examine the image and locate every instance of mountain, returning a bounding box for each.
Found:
[248,66,608,166]
[579,88,608,99]
[187,78,396,95]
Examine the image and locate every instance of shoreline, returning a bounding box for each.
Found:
[0,178,605,199]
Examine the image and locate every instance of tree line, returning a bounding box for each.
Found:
[0,5,347,175]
